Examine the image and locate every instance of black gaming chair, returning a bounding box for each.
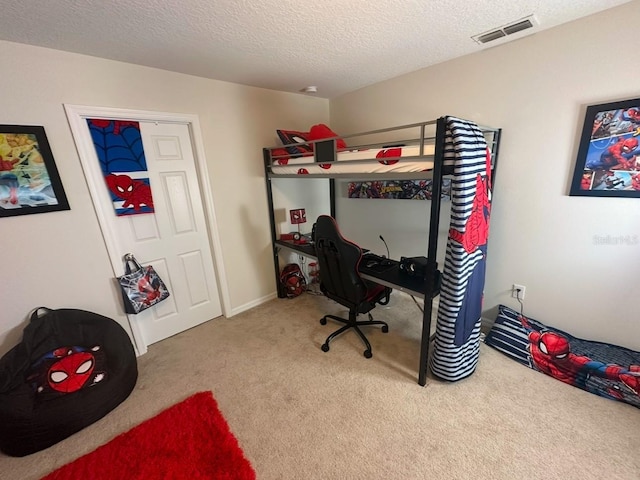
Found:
[314,215,391,358]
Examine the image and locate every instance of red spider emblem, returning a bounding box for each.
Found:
[376,148,401,165]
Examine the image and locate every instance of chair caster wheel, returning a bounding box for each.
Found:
[381,325,389,333]
[364,350,372,359]
[321,344,330,352]
[320,318,327,325]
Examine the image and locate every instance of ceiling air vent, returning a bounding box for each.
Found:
[472,15,537,45]
[503,18,534,35]
[477,30,506,44]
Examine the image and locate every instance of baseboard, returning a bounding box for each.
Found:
[480,316,494,332]
[228,291,277,317]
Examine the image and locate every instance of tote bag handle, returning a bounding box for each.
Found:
[123,253,144,275]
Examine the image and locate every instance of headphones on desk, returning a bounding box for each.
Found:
[399,256,429,277]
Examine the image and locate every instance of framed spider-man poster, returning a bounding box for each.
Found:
[86,119,155,215]
[0,125,70,217]
[570,97,640,198]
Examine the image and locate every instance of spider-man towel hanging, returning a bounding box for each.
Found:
[87,119,155,216]
[448,149,492,347]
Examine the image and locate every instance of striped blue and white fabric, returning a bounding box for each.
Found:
[429,117,492,381]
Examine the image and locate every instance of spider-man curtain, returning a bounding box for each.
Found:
[86,119,154,216]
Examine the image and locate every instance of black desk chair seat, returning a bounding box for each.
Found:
[315,215,391,358]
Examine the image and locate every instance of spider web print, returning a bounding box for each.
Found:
[86,119,155,216]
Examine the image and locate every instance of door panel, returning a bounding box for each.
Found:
[161,172,195,233]
[129,214,160,241]
[180,251,210,305]
[128,121,222,345]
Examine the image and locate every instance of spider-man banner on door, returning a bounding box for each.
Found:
[86,119,155,216]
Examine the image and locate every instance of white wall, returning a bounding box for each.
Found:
[0,40,328,357]
[334,181,451,265]
[330,3,640,350]
[3,4,638,358]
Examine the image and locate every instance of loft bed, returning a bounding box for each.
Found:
[263,116,501,386]
[265,118,499,177]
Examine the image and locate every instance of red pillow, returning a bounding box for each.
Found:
[276,124,347,155]
[309,124,347,149]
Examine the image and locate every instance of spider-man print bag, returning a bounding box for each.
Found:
[117,254,170,314]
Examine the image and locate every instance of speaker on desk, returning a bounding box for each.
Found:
[399,256,429,277]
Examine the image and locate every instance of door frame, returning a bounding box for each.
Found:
[65,104,231,355]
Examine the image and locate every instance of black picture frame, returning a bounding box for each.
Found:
[0,125,70,217]
[569,98,640,197]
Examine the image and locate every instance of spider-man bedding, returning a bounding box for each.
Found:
[267,123,442,176]
[270,144,438,176]
[485,305,640,408]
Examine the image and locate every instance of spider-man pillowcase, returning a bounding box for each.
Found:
[485,305,640,408]
[483,305,531,367]
[277,129,313,155]
[277,124,348,155]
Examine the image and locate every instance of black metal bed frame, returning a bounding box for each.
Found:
[262,116,501,386]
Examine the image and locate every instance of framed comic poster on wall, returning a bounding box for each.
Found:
[0,125,70,217]
[569,98,640,197]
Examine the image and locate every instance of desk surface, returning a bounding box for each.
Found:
[275,239,439,299]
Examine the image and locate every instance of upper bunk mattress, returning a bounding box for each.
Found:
[270,144,436,175]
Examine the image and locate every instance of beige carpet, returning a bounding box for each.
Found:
[1,293,638,480]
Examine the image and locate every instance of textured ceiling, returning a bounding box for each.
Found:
[0,0,632,98]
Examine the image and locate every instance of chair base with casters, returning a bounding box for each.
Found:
[320,310,389,358]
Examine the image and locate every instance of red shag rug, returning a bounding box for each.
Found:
[42,391,255,480]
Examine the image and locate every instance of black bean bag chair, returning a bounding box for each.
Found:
[0,307,138,457]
